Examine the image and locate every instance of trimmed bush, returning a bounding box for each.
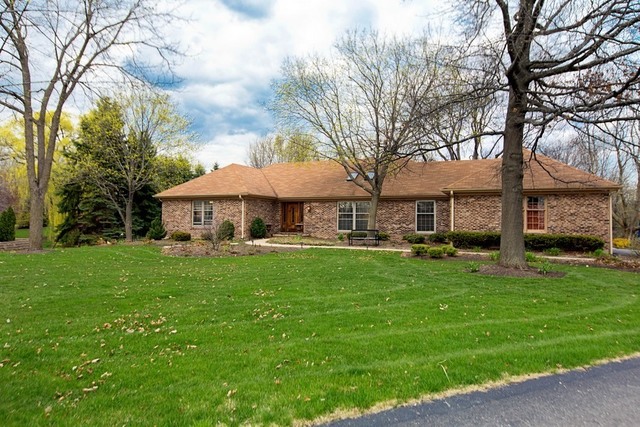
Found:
[146,218,167,240]
[443,245,458,257]
[427,232,448,244]
[403,233,426,244]
[378,231,390,241]
[446,231,605,252]
[427,247,445,258]
[543,247,562,256]
[250,217,267,239]
[171,231,191,241]
[613,238,630,249]
[217,220,235,241]
[0,206,16,242]
[446,231,501,249]
[411,244,430,256]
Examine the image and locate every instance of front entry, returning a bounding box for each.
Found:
[281,202,304,233]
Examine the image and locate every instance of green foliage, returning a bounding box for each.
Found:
[427,232,448,244]
[543,247,562,256]
[250,217,267,238]
[446,231,501,249]
[538,260,553,275]
[524,233,604,252]
[378,231,390,241]
[443,245,458,257]
[525,252,538,262]
[446,231,605,252]
[0,206,16,241]
[146,218,167,240]
[403,233,426,244]
[489,251,500,261]
[411,244,430,256]
[466,261,480,273]
[427,247,445,258]
[592,248,607,258]
[171,231,191,241]
[337,233,344,242]
[217,219,235,241]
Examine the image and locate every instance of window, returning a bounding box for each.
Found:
[338,201,370,231]
[525,196,545,231]
[416,201,436,232]
[192,200,214,226]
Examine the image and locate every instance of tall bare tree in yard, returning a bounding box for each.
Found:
[0,0,178,250]
[462,0,640,268]
[272,31,443,229]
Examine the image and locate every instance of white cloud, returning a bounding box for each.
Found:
[165,0,445,167]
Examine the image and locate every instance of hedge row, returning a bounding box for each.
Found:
[445,231,604,252]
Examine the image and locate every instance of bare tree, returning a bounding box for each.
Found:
[247,133,320,168]
[0,0,179,250]
[272,30,444,229]
[461,0,640,268]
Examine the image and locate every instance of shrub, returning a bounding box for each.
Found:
[613,238,630,249]
[78,234,99,246]
[446,231,501,249]
[217,220,235,241]
[171,231,191,241]
[543,247,562,256]
[538,260,553,276]
[592,248,607,259]
[403,233,426,244]
[250,217,267,239]
[489,251,500,261]
[411,244,430,256]
[525,252,538,262]
[524,233,604,252]
[146,218,167,240]
[466,261,480,273]
[59,229,81,247]
[427,232,448,244]
[337,233,344,242]
[427,247,445,258]
[443,245,458,257]
[378,231,390,241]
[0,206,16,242]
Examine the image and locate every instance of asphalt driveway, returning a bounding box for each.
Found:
[323,356,640,427]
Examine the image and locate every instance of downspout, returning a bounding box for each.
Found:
[450,191,455,232]
[609,192,614,255]
[239,195,245,239]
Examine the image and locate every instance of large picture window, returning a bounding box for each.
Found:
[338,201,370,231]
[416,200,436,232]
[192,200,214,226]
[525,196,546,231]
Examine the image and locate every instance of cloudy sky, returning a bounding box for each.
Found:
[165,0,446,169]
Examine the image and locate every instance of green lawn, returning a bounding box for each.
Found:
[0,246,638,426]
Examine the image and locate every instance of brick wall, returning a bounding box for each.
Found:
[453,192,612,249]
[244,198,279,238]
[302,199,449,240]
[161,198,243,239]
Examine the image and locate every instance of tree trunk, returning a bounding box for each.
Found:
[499,89,527,269]
[125,197,134,242]
[632,159,640,238]
[28,189,45,251]
[368,191,380,230]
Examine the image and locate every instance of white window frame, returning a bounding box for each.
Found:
[337,201,370,231]
[416,200,436,233]
[524,196,546,232]
[192,200,214,226]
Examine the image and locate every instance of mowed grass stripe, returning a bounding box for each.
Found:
[0,245,638,426]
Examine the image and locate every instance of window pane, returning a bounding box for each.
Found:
[526,197,545,230]
[355,201,370,213]
[338,202,353,214]
[338,214,353,231]
[416,201,435,232]
[193,211,202,226]
[355,213,369,230]
[203,204,213,226]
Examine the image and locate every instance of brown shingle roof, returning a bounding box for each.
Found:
[155,153,619,200]
[154,163,276,199]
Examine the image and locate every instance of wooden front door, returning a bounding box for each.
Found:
[281,202,304,232]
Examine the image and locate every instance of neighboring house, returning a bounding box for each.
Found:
[155,152,620,250]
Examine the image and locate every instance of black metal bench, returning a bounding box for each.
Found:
[348,229,380,246]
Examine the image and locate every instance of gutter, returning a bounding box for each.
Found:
[450,191,455,232]
[239,195,245,239]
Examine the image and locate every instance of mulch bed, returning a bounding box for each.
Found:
[161,241,302,257]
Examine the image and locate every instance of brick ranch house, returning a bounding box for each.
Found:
[155,153,619,251]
